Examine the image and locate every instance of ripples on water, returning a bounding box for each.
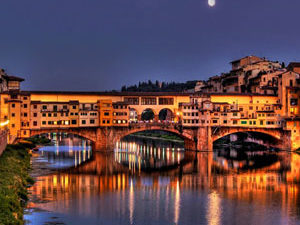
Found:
[25,134,300,225]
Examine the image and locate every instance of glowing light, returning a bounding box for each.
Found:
[0,120,9,127]
[208,0,216,7]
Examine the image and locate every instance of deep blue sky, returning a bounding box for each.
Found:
[0,0,299,91]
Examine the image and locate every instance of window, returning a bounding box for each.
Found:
[72,105,76,109]
[48,121,52,125]
[12,103,15,108]
[159,98,174,105]
[104,112,109,116]
[12,124,15,128]
[11,113,15,117]
[33,113,37,117]
[141,97,157,105]
[53,113,57,117]
[63,105,67,109]
[71,120,77,125]
[42,121,46,125]
[90,119,95,124]
[260,120,264,125]
[42,113,46,117]
[53,105,57,111]
[106,120,110,124]
[124,97,139,105]
[233,120,238,125]
[23,96,28,100]
[241,121,247,125]
[213,120,218,124]
[33,121,37,126]
[23,113,28,117]
[82,120,86,125]
[48,113,51,117]
[102,120,106,124]
[42,105,47,110]
[290,98,298,106]
[33,105,37,109]
[23,104,27,108]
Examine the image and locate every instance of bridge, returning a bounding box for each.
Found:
[30,122,291,151]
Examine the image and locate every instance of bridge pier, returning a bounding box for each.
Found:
[196,127,213,151]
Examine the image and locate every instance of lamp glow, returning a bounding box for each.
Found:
[0,120,9,127]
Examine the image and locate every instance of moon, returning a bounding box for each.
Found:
[208,0,216,7]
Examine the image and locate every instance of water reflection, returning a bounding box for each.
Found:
[25,135,300,225]
[36,134,92,169]
[115,136,185,172]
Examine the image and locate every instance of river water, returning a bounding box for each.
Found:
[24,134,300,225]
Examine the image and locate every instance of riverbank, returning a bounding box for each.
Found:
[0,136,51,225]
[0,143,34,225]
[129,131,184,142]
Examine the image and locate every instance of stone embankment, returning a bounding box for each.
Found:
[0,129,8,156]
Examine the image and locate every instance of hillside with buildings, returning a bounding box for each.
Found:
[119,56,299,97]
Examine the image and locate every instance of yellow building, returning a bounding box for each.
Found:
[112,102,129,126]
[99,100,113,126]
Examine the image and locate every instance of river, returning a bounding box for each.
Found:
[24,134,300,225]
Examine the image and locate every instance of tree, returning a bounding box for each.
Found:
[121,85,126,92]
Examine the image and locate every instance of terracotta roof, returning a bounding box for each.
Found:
[26,90,191,97]
[2,75,24,82]
[287,62,300,69]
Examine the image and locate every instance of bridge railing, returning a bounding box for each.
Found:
[128,121,181,130]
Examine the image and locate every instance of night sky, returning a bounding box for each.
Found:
[0,0,299,91]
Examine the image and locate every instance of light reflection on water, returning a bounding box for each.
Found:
[25,135,300,225]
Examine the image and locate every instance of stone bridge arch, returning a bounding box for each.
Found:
[102,126,197,151]
[30,128,98,144]
[211,127,290,149]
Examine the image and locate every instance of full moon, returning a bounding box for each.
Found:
[208,0,216,7]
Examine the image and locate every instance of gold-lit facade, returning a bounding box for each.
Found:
[0,57,299,150]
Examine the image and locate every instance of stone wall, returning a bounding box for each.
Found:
[0,130,8,156]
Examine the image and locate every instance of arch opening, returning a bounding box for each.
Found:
[141,108,155,121]
[213,131,282,151]
[158,108,174,121]
[30,132,95,146]
[115,130,188,172]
